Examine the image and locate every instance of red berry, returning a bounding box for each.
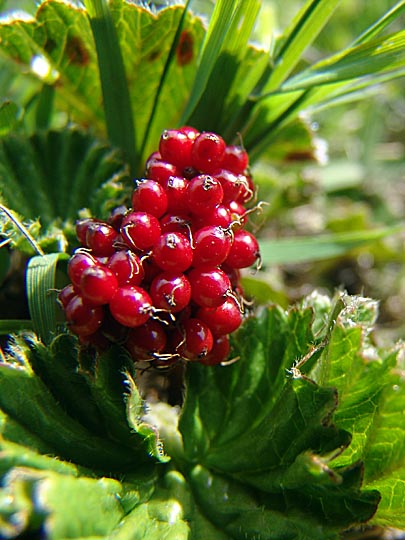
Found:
[160,213,192,235]
[150,272,191,313]
[213,169,244,203]
[199,334,230,365]
[197,297,242,336]
[159,129,194,170]
[76,218,98,246]
[221,145,249,174]
[192,226,232,267]
[191,132,226,173]
[175,318,214,360]
[126,319,167,360]
[109,286,153,328]
[107,250,145,286]
[86,222,118,257]
[188,266,231,307]
[68,252,99,288]
[192,204,232,230]
[121,211,161,251]
[236,174,255,203]
[132,179,168,218]
[186,175,224,215]
[79,265,118,306]
[108,205,128,231]
[164,176,189,213]
[58,283,77,308]
[65,295,104,336]
[225,230,260,269]
[146,157,180,185]
[153,232,193,272]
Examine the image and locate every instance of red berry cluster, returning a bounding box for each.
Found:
[59,127,261,367]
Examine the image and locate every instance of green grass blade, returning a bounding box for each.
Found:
[26,253,69,344]
[263,0,341,93]
[0,320,34,334]
[259,225,404,265]
[281,30,405,92]
[84,0,137,175]
[181,0,261,125]
[0,101,19,136]
[140,0,192,158]
[351,0,405,46]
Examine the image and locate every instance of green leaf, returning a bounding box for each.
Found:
[259,225,404,265]
[26,253,68,344]
[0,128,128,252]
[84,0,137,175]
[0,101,19,135]
[281,30,405,92]
[178,303,379,532]
[0,332,166,472]
[264,0,342,92]
[301,293,405,528]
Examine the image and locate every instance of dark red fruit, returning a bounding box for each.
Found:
[65,295,104,336]
[192,132,226,173]
[80,265,118,305]
[188,266,231,307]
[107,250,144,286]
[58,283,77,308]
[86,222,118,257]
[225,230,260,269]
[121,211,161,251]
[159,129,194,170]
[126,319,167,360]
[109,286,153,328]
[153,232,193,272]
[164,176,189,213]
[199,334,230,365]
[132,179,168,218]
[193,204,232,230]
[68,252,99,288]
[197,297,242,336]
[192,226,232,267]
[175,318,214,360]
[186,175,224,215]
[221,145,249,174]
[150,272,191,313]
[145,157,180,185]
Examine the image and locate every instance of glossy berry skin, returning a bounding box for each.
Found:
[192,204,232,230]
[192,132,226,173]
[132,179,168,218]
[186,175,224,215]
[199,334,230,365]
[58,283,77,309]
[121,211,161,251]
[197,297,242,336]
[160,213,191,235]
[107,250,144,286]
[159,129,194,170]
[145,156,180,185]
[109,286,153,328]
[188,266,231,307]
[213,169,244,204]
[221,145,249,174]
[86,222,118,257]
[150,272,191,313]
[79,266,118,306]
[164,176,189,213]
[225,229,260,269]
[65,295,104,336]
[108,205,127,231]
[68,252,99,288]
[236,174,255,203]
[153,232,193,272]
[126,319,167,360]
[192,226,232,267]
[176,318,213,360]
[76,218,99,246]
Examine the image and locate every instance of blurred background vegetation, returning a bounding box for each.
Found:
[0,0,403,343]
